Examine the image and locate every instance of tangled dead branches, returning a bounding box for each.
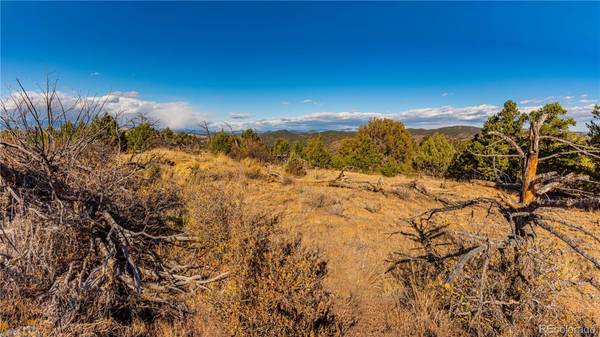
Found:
[0,80,224,334]
[388,109,600,336]
[388,194,600,335]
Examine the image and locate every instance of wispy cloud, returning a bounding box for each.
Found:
[228,112,254,120]
[302,99,317,104]
[112,90,139,98]
[563,95,574,100]
[90,72,102,76]
[519,96,556,104]
[225,105,500,131]
[223,103,598,132]
[441,92,449,97]
[281,101,290,105]
[579,99,598,103]
[581,94,588,98]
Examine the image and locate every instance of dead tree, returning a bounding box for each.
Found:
[389,111,600,334]
[0,79,226,334]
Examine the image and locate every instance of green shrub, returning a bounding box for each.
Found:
[413,133,456,177]
[357,118,415,165]
[271,138,291,160]
[291,141,304,156]
[209,131,238,155]
[91,113,120,145]
[302,135,332,168]
[240,128,259,141]
[125,122,158,152]
[379,158,403,177]
[330,118,415,175]
[334,136,383,172]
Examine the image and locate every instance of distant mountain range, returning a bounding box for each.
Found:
[259,125,481,146]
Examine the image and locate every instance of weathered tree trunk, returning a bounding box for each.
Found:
[519,115,545,204]
[520,152,538,204]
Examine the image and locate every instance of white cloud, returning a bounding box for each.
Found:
[563,96,574,100]
[441,92,449,97]
[520,96,556,104]
[2,90,207,130]
[281,101,290,105]
[579,99,598,103]
[228,112,254,120]
[111,90,139,98]
[90,72,102,76]
[581,94,588,98]
[302,99,317,104]
[4,89,596,133]
[98,94,206,129]
[225,105,500,131]
[222,103,598,132]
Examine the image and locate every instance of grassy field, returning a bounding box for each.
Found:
[148,148,600,336]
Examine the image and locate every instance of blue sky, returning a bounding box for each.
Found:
[2,1,599,131]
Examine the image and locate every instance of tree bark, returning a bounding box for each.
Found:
[520,153,538,204]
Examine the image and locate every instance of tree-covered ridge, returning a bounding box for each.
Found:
[115,100,599,183]
[259,125,481,148]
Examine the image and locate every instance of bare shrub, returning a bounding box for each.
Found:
[186,181,244,261]
[389,223,566,335]
[306,192,342,211]
[241,159,264,179]
[187,182,353,336]
[214,220,348,336]
[285,151,307,177]
[0,81,217,334]
[328,202,345,216]
[391,185,413,200]
[280,175,294,185]
[363,201,381,213]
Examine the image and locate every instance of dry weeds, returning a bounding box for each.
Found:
[151,149,600,336]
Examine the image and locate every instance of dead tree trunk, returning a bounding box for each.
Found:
[489,113,549,205]
[519,114,546,204]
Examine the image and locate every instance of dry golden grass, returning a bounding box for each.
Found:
[145,149,600,336]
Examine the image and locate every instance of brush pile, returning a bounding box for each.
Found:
[0,82,215,335]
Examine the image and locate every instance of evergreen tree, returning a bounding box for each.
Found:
[414,133,456,177]
[587,104,600,145]
[291,141,304,156]
[271,138,291,159]
[449,100,593,181]
[125,122,158,152]
[241,128,259,141]
[333,135,383,172]
[449,100,526,181]
[209,130,238,155]
[586,104,600,178]
[302,135,332,168]
[356,118,415,166]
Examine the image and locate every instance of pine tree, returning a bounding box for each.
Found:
[587,104,600,145]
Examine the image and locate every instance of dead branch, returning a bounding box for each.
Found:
[485,131,525,158]
[534,219,600,270]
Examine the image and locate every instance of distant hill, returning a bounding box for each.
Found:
[260,125,481,146]
[407,125,482,140]
[260,130,355,146]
